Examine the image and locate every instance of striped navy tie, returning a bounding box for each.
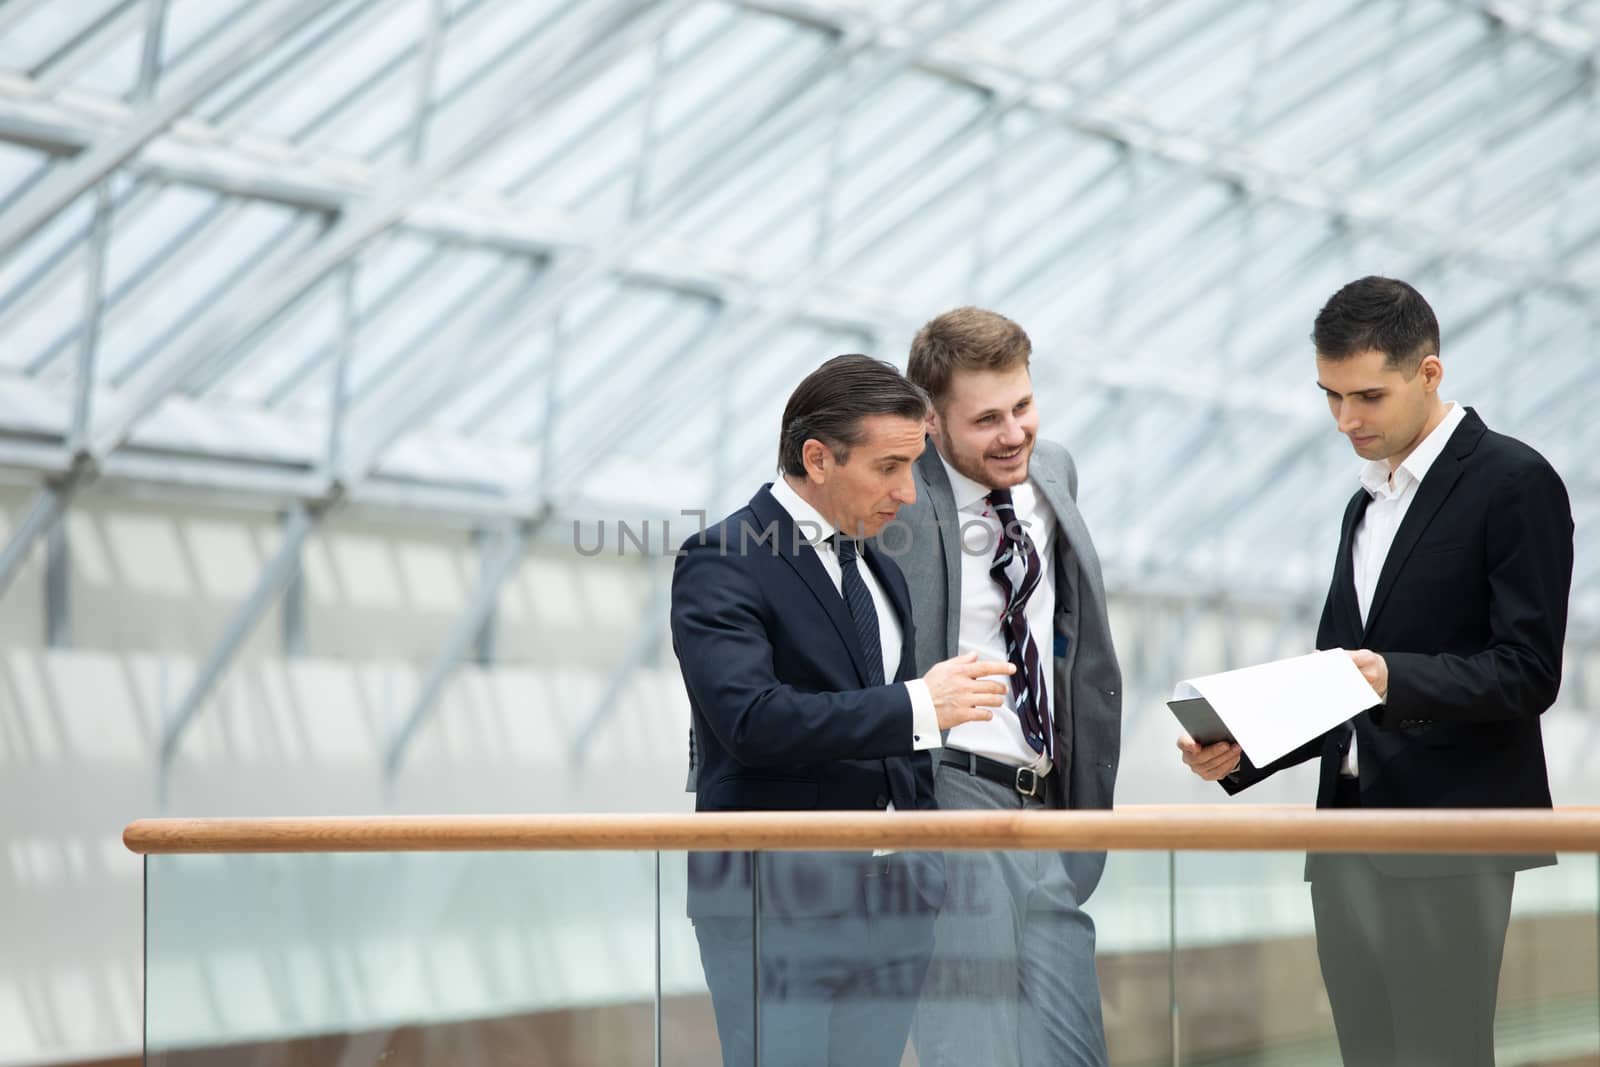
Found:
[986,488,1051,758]
[833,536,885,687]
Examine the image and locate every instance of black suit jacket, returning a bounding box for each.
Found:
[671,485,942,915]
[1225,410,1573,874]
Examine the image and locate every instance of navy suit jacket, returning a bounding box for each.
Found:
[1225,410,1574,876]
[671,484,942,915]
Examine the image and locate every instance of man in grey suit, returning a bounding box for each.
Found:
[893,307,1123,1067]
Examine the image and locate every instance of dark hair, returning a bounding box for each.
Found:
[907,306,1031,408]
[778,355,929,477]
[1312,276,1440,373]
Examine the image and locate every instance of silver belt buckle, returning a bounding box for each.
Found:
[1015,767,1040,798]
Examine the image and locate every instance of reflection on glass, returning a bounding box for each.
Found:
[141,848,1598,1066]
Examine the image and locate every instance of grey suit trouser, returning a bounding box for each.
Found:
[913,766,1109,1067]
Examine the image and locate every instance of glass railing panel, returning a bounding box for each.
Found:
[711,847,1175,1067]
[747,848,939,1067]
[1092,849,1180,1066]
[1171,849,1335,1064]
[662,849,750,1066]
[1172,849,1600,1067]
[141,840,1600,1066]
[1496,853,1599,1065]
[144,850,660,1065]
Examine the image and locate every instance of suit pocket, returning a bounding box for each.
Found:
[707,775,819,810]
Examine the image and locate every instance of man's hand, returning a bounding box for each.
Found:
[1347,648,1389,699]
[924,652,1013,731]
[1177,735,1241,781]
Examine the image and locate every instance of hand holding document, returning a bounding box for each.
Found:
[1168,649,1383,768]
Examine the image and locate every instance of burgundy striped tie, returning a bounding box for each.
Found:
[986,488,1052,759]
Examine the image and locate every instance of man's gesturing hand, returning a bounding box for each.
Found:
[924,652,1014,731]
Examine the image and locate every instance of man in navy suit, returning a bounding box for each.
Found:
[671,354,1014,1067]
[1180,277,1574,1066]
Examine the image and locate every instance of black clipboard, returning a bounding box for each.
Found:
[1166,696,1236,747]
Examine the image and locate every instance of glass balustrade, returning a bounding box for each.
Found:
[142,840,1599,1065]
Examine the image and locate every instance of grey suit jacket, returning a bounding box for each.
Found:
[889,439,1122,825]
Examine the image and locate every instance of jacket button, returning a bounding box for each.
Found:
[875,795,889,809]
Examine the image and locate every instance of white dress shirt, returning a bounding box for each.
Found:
[769,477,940,754]
[1342,400,1466,776]
[939,456,1058,774]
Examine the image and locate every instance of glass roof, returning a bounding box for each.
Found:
[1,0,1597,627]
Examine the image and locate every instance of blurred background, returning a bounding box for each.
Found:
[1,0,1597,1064]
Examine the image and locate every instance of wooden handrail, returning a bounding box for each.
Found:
[123,806,1600,855]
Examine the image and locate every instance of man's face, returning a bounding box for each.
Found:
[1316,348,1441,467]
[810,414,925,537]
[927,366,1039,490]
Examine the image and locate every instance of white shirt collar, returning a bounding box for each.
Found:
[769,476,838,545]
[938,452,1045,522]
[939,453,999,513]
[1359,401,1466,497]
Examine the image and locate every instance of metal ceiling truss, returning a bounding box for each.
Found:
[384,0,1009,771]
[1464,0,1600,61]
[4,1,701,768]
[0,0,690,605]
[0,0,332,257]
[0,0,1595,749]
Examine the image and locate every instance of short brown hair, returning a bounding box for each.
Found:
[906,306,1032,407]
[1313,276,1440,374]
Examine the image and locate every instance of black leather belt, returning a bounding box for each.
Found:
[940,750,1050,802]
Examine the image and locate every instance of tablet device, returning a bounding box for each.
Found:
[1166,697,1235,747]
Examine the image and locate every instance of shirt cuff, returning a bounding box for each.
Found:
[906,680,940,750]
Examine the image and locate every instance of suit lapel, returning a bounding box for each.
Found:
[1331,489,1369,642]
[1360,414,1481,640]
[1033,460,1106,614]
[916,448,964,656]
[750,486,869,686]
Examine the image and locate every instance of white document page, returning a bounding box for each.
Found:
[1173,649,1382,767]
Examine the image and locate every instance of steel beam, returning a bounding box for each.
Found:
[83,0,691,467]
[408,0,448,166]
[747,0,1600,298]
[1466,0,1599,60]
[384,520,533,778]
[30,0,142,87]
[1,1,1593,301]
[159,503,316,768]
[282,562,306,659]
[0,0,329,258]
[23,197,243,377]
[336,266,548,484]
[470,528,498,666]
[69,182,112,452]
[344,2,977,486]
[0,483,78,603]
[513,295,711,444]
[135,0,171,103]
[323,263,359,480]
[44,519,69,648]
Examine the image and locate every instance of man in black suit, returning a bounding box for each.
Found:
[671,354,1015,1067]
[1179,276,1574,1066]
